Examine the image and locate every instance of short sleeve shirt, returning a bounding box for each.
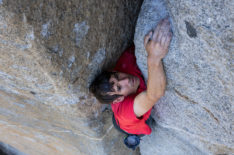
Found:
[111,45,152,135]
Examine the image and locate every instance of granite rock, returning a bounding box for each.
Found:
[0,0,143,154]
[134,0,234,154]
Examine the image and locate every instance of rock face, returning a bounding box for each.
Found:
[1,0,233,154]
[134,0,233,154]
[0,0,143,154]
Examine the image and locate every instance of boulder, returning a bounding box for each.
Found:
[134,0,233,154]
[0,0,143,154]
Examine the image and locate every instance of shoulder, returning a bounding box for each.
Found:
[112,94,139,120]
[114,45,136,71]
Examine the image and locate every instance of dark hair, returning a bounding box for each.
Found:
[89,71,122,104]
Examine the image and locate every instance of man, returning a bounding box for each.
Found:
[90,18,172,135]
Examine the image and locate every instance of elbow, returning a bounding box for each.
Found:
[160,89,166,97]
[147,91,165,103]
[159,92,165,98]
[157,84,166,98]
[155,91,165,100]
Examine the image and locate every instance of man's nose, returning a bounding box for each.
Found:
[118,77,129,85]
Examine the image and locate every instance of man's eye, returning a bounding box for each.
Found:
[114,73,119,80]
[110,82,114,86]
[117,86,121,91]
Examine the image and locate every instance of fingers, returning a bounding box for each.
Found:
[164,31,172,48]
[159,19,170,39]
[160,28,172,47]
[144,31,152,47]
[161,18,170,32]
[160,33,167,46]
[156,29,164,43]
[152,19,163,41]
[145,17,172,49]
[153,18,171,43]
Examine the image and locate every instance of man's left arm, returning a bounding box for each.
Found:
[134,18,172,117]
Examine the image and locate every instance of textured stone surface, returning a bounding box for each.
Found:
[134,0,234,154]
[1,0,233,154]
[0,0,143,154]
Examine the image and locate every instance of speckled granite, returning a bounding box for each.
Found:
[134,0,233,154]
[0,0,143,154]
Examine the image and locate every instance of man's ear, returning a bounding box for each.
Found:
[113,96,125,104]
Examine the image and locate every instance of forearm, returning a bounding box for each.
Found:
[133,18,171,117]
[133,56,166,117]
[146,56,166,102]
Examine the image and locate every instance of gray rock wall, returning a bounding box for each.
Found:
[1,0,233,154]
[134,0,233,154]
[0,0,142,154]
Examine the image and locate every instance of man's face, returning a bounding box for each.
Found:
[109,72,140,97]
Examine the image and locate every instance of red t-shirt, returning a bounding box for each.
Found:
[111,45,152,135]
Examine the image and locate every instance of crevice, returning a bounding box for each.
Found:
[174,89,220,124]
[0,141,26,155]
[202,107,219,124]
[174,88,198,104]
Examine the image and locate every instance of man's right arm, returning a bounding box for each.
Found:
[133,18,172,117]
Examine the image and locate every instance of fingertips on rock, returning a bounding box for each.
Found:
[150,31,153,36]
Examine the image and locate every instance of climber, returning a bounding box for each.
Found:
[90,18,172,136]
